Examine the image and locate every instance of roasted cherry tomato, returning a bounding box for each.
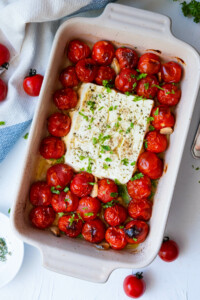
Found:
[75,58,98,82]
[115,47,138,69]
[0,78,7,102]
[70,172,94,197]
[58,214,83,238]
[127,175,151,200]
[159,237,179,262]
[123,273,146,299]
[161,61,182,83]
[82,218,105,243]
[97,178,118,203]
[145,130,168,153]
[104,204,127,227]
[47,112,71,137]
[77,196,101,221]
[39,136,65,159]
[95,66,116,85]
[136,75,159,99]
[0,43,10,68]
[105,227,127,250]
[67,39,91,64]
[115,68,138,93]
[137,53,161,75]
[157,83,181,106]
[128,199,152,221]
[23,69,43,96]
[29,181,52,206]
[29,206,55,229]
[53,87,78,110]
[51,190,79,213]
[59,66,80,88]
[92,41,115,66]
[137,151,163,180]
[125,220,149,244]
[47,163,74,190]
[151,105,175,130]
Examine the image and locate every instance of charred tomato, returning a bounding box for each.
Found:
[58,214,83,238]
[105,227,127,250]
[97,178,118,203]
[70,172,94,197]
[115,47,138,69]
[95,66,116,85]
[82,218,105,243]
[128,199,152,221]
[136,75,159,99]
[47,163,74,190]
[161,61,182,83]
[125,220,149,244]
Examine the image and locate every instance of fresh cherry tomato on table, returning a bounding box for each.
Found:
[145,130,168,153]
[128,199,152,221]
[123,273,146,298]
[127,175,151,200]
[95,66,116,85]
[75,58,98,82]
[59,66,80,88]
[104,204,127,226]
[161,61,182,83]
[82,218,105,243]
[47,112,71,137]
[159,237,179,262]
[58,214,83,238]
[23,69,43,96]
[136,75,159,98]
[115,68,138,93]
[51,190,79,213]
[29,206,55,229]
[115,47,138,69]
[77,196,101,221]
[137,151,163,179]
[125,220,149,244]
[92,40,115,66]
[151,105,175,130]
[67,39,91,64]
[97,178,118,203]
[105,227,127,250]
[29,181,52,206]
[47,163,74,190]
[39,136,65,159]
[157,83,181,106]
[0,43,10,68]
[70,172,94,197]
[0,78,7,101]
[137,52,161,75]
[53,87,78,110]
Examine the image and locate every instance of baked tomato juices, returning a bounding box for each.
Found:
[29,39,182,251]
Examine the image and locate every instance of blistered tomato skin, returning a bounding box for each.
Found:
[0,79,7,102]
[105,227,127,250]
[136,75,159,98]
[47,112,71,137]
[157,83,181,106]
[39,136,65,159]
[67,39,91,64]
[95,66,116,85]
[145,131,168,153]
[82,218,105,243]
[92,41,115,66]
[127,175,151,200]
[47,164,74,190]
[151,105,175,130]
[58,214,83,238]
[125,220,149,244]
[115,68,138,93]
[51,190,79,213]
[0,44,10,67]
[115,47,138,69]
[104,204,127,227]
[30,181,52,206]
[77,196,101,221]
[70,172,94,197]
[161,61,182,83]
[59,66,80,88]
[75,58,98,83]
[138,151,163,180]
[29,206,55,229]
[128,199,152,221]
[97,178,118,203]
[137,52,161,75]
[53,88,78,110]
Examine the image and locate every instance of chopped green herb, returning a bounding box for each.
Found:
[64,198,70,202]
[131,74,136,78]
[88,182,95,185]
[103,163,109,170]
[109,106,113,111]
[58,212,65,217]
[102,80,113,93]
[144,139,148,149]
[98,106,104,111]
[102,200,115,208]
[77,234,83,238]
[130,122,134,128]
[51,186,60,194]
[79,155,86,161]
[63,186,69,192]
[110,192,118,197]
[152,84,164,90]
[99,94,102,99]
[114,179,121,185]
[118,117,122,121]
[154,108,159,115]
[92,137,98,145]
[118,184,131,204]
[84,212,94,217]
[87,100,96,113]
[88,125,92,130]
[110,150,114,154]
[90,117,94,123]
[125,91,131,96]
[87,157,93,173]
[136,69,140,73]
[149,125,155,131]
[149,191,155,199]
[105,157,112,162]
[82,207,88,210]
[68,214,77,226]
[131,173,144,181]
[56,155,65,164]
[23,133,29,139]
[80,167,85,171]
[115,122,119,129]
[119,225,124,229]
[101,145,111,151]
[0,238,11,262]
[144,82,149,90]
[79,112,88,121]
[133,95,146,102]
[8,208,11,214]
[107,179,111,184]
[137,73,147,80]
[151,180,158,188]
[132,237,138,242]
[196,167,200,170]
[132,82,137,89]
[147,117,154,123]
[0,121,5,126]
[174,0,200,23]
[121,158,129,166]
[106,124,111,128]
[131,161,136,166]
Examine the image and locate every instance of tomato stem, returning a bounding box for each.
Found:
[163,236,170,242]
[135,272,143,279]
[29,69,37,77]
[0,62,9,70]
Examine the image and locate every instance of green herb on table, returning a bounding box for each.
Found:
[23,132,29,139]
[173,0,200,23]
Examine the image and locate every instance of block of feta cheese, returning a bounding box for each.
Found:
[64,83,154,184]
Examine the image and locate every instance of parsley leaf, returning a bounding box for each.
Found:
[147,116,154,123]
[101,145,111,151]
[58,212,65,217]
[154,108,159,115]
[0,121,6,126]
[125,91,131,96]
[84,212,94,217]
[152,84,164,90]
[132,82,137,89]
[23,133,29,139]
[149,125,155,131]
[79,112,88,121]
[51,186,60,194]
[79,155,86,161]
[131,173,144,181]
[102,200,115,208]
[103,163,109,170]
[121,158,129,166]
[63,186,69,192]
[105,157,112,162]
[180,0,200,23]
[131,161,136,166]
[137,73,147,80]
[144,82,149,90]
[110,192,118,197]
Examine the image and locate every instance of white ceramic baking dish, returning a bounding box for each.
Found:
[11,3,200,283]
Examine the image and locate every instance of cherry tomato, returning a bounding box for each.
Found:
[136,75,158,98]
[92,41,115,66]
[127,175,151,200]
[58,214,83,238]
[53,87,78,110]
[75,58,98,82]
[161,61,182,83]
[23,69,43,96]
[67,39,91,64]
[151,105,175,130]
[47,163,74,190]
[59,66,80,87]
[125,220,149,244]
[105,227,127,250]
[77,196,101,221]
[97,178,118,203]
[29,206,55,229]
[137,151,163,179]
[128,199,152,221]
[70,172,94,197]
[104,204,127,227]
[159,237,179,262]
[95,66,116,85]
[0,44,10,68]
[47,112,71,137]
[145,131,168,153]
[115,47,138,69]
[123,273,146,298]
[0,78,7,102]
[82,218,105,243]
[51,190,79,213]
[137,53,161,75]
[115,68,138,93]
[157,83,181,106]
[29,181,52,206]
[39,136,65,159]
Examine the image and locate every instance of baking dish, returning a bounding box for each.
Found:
[11,3,200,283]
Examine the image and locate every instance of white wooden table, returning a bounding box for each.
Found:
[0,0,200,299]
